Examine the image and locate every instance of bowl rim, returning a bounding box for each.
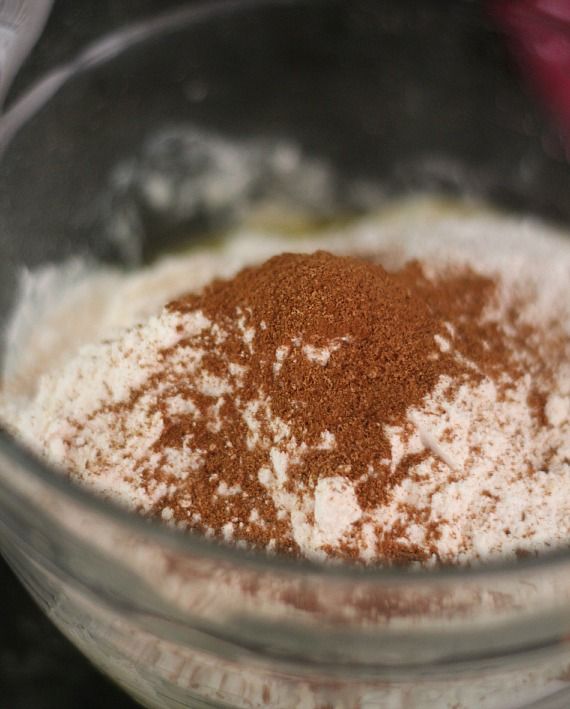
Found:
[1,0,569,584]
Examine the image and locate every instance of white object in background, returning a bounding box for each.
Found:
[0,0,53,107]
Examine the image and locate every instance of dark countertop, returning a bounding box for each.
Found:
[2,5,183,707]
[0,556,138,708]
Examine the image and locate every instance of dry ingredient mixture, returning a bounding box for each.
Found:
[3,202,570,566]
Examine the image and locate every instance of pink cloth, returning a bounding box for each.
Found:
[491,0,570,150]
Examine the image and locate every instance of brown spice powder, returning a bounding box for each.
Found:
[112,250,517,561]
[67,249,551,564]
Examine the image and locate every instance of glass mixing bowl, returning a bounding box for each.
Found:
[1,1,570,707]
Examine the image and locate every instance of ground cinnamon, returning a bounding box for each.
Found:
[111,249,513,561]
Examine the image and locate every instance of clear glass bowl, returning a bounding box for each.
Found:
[1,2,570,707]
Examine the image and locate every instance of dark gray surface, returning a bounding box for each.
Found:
[7,0,185,106]
[0,554,139,708]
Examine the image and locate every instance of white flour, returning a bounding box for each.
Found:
[2,197,570,565]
